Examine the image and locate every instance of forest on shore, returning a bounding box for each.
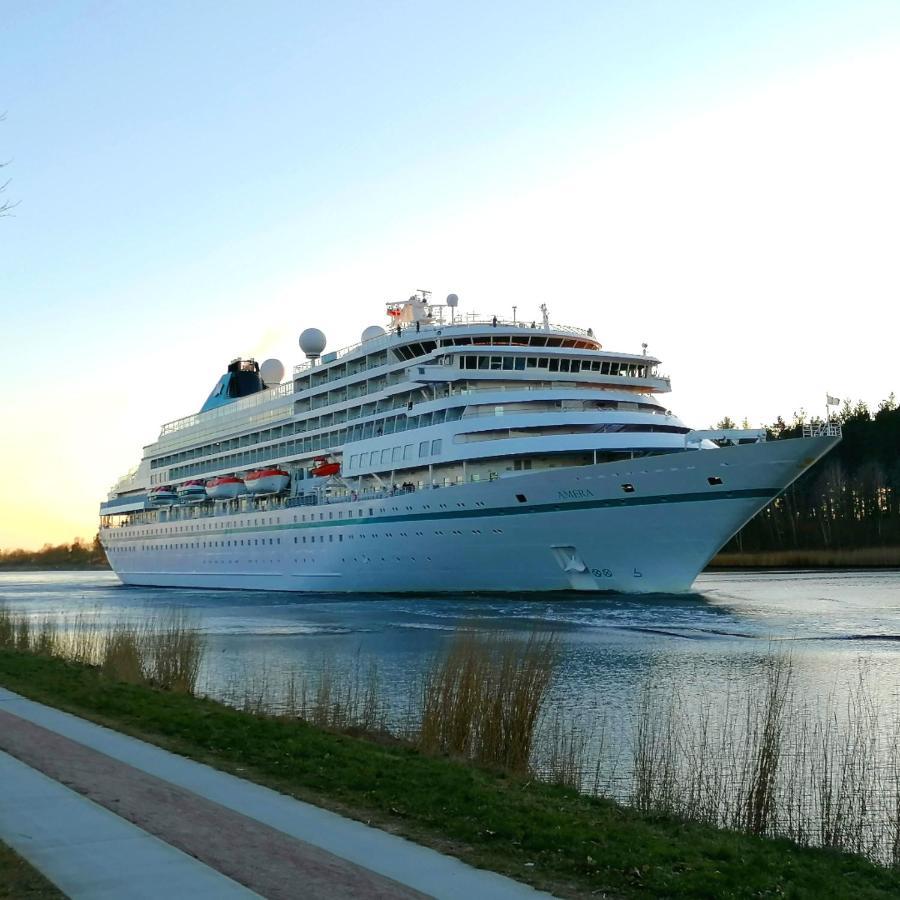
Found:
[717,395,899,561]
[0,535,108,570]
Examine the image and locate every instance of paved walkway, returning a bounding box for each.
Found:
[0,688,552,900]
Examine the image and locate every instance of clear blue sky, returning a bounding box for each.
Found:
[2,1,898,547]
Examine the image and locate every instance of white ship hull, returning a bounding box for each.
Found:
[103,435,836,595]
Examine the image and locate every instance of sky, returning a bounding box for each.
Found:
[2,0,898,549]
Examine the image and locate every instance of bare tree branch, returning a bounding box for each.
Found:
[0,112,18,217]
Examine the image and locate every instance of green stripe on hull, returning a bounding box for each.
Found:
[137,487,781,540]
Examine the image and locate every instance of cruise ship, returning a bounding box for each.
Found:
[99,292,841,594]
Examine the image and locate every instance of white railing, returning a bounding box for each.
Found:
[802,422,843,438]
[159,381,294,437]
[292,319,599,376]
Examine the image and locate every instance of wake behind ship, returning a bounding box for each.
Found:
[99,292,840,594]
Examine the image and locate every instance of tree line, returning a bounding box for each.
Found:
[721,395,900,553]
[0,535,109,569]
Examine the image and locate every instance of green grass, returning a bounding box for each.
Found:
[3,650,900,899]
[0,841,65,899]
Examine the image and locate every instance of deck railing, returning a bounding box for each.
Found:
[293,319,599,375]
[802,422,843,438]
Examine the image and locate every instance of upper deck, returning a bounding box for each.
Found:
[154,311,666,447]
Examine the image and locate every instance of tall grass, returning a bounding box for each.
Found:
[223,654,388,733]
[418,630,557,773]
[0,604,204,693]
[627,652,900,866]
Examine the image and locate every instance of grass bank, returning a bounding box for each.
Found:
[3,651,900,899]
[0,840,65,899]
[710,547,900,568]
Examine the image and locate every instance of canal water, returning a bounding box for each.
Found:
[3,569,899,732]
[6,569,900,854]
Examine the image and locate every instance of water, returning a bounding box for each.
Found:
[3,569,899,728]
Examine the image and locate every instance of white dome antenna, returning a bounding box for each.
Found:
[299,328,327,363]
[361,325,386,342]
[446,293,459,324]
[259,358,285,385]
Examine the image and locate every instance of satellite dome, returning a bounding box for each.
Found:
[299,327,327,359]
[446,293,459,307]
[361,325,386,342]
[259,358,285,386]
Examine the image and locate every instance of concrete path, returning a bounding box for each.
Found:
[0,688,552,899]
[0,751,260,900]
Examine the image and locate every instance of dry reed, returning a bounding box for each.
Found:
[418,630,557,773]
[0,603,204,694]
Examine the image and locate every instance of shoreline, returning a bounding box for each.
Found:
[3,649,900,899]
[710,547,900,569]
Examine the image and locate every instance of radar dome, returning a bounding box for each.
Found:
[299,327,327,359]
[259,358,285,385]
[446,293,459,307]
[361,325,386,342]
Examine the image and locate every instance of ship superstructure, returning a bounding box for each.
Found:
[99,292,841,593]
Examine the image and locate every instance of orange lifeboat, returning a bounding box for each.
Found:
[206,475,246,500]
[245,468,290,494]
[311,456,340,477]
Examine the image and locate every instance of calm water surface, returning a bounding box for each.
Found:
[3,570,899,724]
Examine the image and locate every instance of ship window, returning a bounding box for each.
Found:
[516,494,527,503]
[559,359,570,372]
[478,356,489,369]
[490,356,502,370]
[419,441,429,457]
[502,357,513,370]
[526,357,537,368]
[548,358,559,372]
[392,447,401,462]
[380,449,390,464]
[350,454,358,469]
[621,483,635,493]
[431,439,442,454]
[514,357,526,370]
[403,444,413,460]
[707,476,723,486]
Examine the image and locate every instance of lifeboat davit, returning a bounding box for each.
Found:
[148,486,177,506]
[311,456,340,477]
[245,467,290,495]
[177,479,208,504]
[205,475,246,500]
